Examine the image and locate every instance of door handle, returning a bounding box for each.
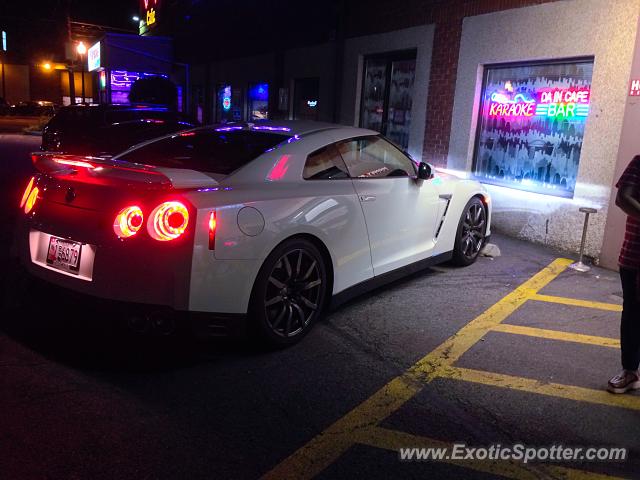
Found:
[359,195,376,202]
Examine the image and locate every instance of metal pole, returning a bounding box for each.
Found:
[68,67,75,104]
[81,58,85,104]
[569,207,598,272]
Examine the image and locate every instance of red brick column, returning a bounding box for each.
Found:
[421,0,559,168]
[422,18,463,167]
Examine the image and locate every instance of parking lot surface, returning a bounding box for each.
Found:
[1,134,637,479]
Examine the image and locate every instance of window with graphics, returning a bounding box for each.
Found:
[472,59,594,198]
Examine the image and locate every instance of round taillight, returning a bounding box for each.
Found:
[148,201,189,241]
[24,186,39,214]
[20,177,35,209]
[113,206,144,238]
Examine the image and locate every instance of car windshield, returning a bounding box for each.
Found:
[115,129,290,175]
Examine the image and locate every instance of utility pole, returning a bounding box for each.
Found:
[66,8,76,104]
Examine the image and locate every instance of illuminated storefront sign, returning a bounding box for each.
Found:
[473,59,594,199]
[110,70,168,104]
[87,42,101,72]
[222,85,231,111]
[488,88,590,119]
[140,0,160,30]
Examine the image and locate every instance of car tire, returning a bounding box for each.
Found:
[451,197,487,267]
[249,238,328,348]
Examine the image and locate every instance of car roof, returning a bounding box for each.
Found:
[194,120,377,137]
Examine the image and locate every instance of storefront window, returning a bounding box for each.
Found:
[110,70,168,104]
[472,59,594,198]
[248,82,269,121]
[360,51,416,150]
[216,84,243,123]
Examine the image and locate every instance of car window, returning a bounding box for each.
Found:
[303,144,350,180]
[337,136,416,178]
[116,129,289,175]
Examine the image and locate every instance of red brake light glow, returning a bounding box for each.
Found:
[208,211,217,250]
[24,186,39,214]
[113,206,144,238]
[20,176,35,209]
[148,201,189,241]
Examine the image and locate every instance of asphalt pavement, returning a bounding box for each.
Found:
[0,134,637,480]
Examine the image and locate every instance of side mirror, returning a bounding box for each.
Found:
[417,162,433,180]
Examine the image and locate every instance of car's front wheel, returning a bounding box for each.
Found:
[452,197,487,266]
[250,238,328,347]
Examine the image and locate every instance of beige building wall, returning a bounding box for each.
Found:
[447,0,640,261]
[1,64,30,104]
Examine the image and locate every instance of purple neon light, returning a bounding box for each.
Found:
[215,126,244,132]
[251,125,291,132]
[110,70,169,90]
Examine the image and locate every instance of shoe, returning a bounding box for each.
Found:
[607,370,640,394]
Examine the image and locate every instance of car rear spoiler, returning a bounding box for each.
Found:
[31,153,219,190]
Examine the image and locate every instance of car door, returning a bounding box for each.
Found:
[337,136,440,276]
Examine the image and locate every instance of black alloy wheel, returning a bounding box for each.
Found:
[452,197,487,266]
[251,238,328,346]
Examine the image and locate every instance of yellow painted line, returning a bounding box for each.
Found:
[440,367,640,411]
[261,258,573,480]
[492,323,620,349]
[531,294,623,312]
[355,427,627,480]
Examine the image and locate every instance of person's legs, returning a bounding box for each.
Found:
[620,267,640,371]
[608,267,640,393]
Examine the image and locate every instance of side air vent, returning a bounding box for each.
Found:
[435,194,452,239]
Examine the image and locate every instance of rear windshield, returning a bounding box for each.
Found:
[104,108,172,124]
[48,107,103,127]
[115,129,290,175]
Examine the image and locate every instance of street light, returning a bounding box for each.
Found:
[42,62,52,71]
[76,42,87,104]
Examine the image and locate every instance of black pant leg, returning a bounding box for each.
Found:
[620,267,640,371]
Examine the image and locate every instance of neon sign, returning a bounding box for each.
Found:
[222,85,231,111]
[141,0,159,27]
[488,87,590,119]
[488,92,535,117]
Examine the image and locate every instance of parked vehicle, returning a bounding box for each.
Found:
[15,121,491,346]
[10,100,57,117]
[41,104,197,156]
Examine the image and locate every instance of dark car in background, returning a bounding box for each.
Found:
[11,101,57,117]
[42,104,197,156]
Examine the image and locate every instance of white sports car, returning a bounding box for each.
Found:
[14,122,491,345]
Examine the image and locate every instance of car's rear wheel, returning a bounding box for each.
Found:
[250,238,328,347]
[452,197,487,267]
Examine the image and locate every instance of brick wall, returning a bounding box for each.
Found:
[420,0,561,166]
[344,0,562,166]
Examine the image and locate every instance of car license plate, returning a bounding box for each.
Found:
[46,236,82,274]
